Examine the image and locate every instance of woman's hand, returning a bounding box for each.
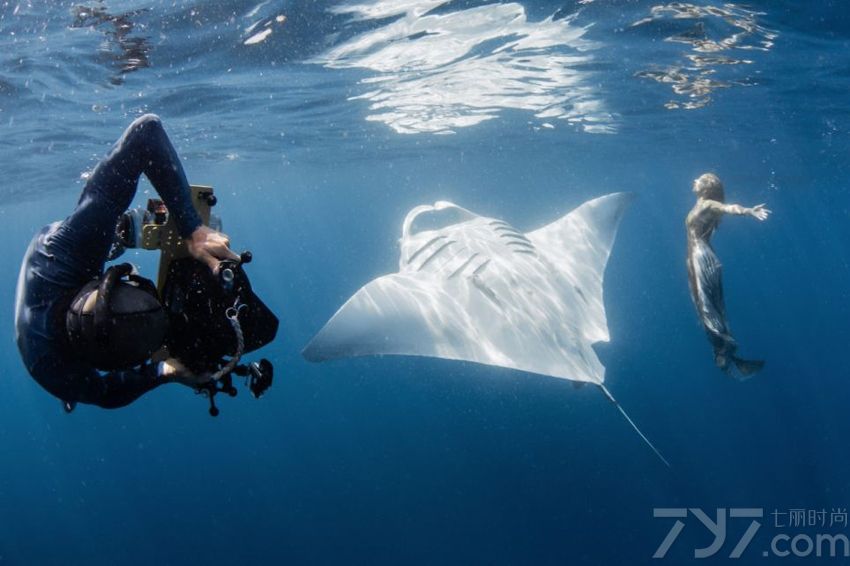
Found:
[749,203,771,221]
[186,225,240,273]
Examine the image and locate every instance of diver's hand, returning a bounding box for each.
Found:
[160,358,210,387]
[186,225,240,273]
[749,203,771,221]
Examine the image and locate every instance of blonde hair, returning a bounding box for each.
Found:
[694,173,725,202]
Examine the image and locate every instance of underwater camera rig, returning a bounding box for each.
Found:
[113,186,278,416]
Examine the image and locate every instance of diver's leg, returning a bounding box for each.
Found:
[30,352,163,410]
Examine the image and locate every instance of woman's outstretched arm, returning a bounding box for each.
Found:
[704,200,771,221]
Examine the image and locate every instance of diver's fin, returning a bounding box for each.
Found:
[599,384,670,468]
[732,357,765,379]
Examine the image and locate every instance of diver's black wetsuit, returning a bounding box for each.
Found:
[15,114,202,409]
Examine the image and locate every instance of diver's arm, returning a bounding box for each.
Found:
[124,115,238,269]
[93,115,236,271]
[130,115,203,238]
[71,359,212,408]
[69,363,166,409]
[125,116,238,267]
[91,114,203,238]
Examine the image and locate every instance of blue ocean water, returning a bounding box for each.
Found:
[1,0,850,563]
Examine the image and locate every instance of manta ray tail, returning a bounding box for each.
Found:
[599,384,670,468]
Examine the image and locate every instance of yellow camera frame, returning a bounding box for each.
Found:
[141,185,215,292]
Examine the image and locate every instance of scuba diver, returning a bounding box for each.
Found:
[686,172,770,379]
[15,114,243,410]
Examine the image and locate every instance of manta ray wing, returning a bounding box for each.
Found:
[302,193,634,384]
[301,270,603,382]
[527,192,635,344]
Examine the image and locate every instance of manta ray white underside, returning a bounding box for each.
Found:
[303,193,668,465]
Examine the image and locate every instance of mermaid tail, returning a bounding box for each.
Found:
[687,239,763,379]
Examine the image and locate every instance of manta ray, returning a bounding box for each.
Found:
[303,193,668,466]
